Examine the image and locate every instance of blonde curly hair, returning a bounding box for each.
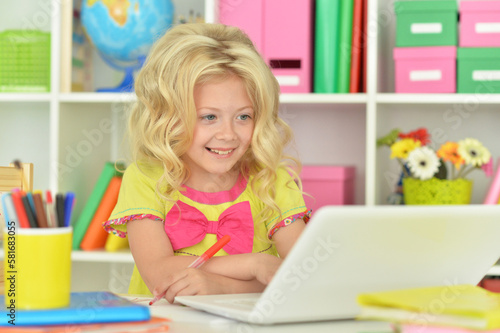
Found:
[128,23,301,226]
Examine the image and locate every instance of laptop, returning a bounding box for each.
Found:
[175,205,500,324]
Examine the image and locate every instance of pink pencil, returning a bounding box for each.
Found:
[149,235,231,306]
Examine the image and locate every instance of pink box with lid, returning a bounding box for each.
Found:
[393,46,456,93]
[218,0,264,50]
[218,0,313,93]
[300,166,355,214]
[460,1,500,47]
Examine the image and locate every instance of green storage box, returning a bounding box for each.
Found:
[0,30,51,92]
[457,47,500,93]
[394,1,457,47]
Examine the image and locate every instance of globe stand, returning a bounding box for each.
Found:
[96,55,145,93]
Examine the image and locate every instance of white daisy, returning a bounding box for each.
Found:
[407,146,440,180]
[457,138,491,167]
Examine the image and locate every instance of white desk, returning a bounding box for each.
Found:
[128,296,393,333]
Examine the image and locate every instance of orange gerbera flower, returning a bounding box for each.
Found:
[437,142,464,169]
[398,128,431,146]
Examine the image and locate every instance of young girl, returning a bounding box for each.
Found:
[104,23,310,303]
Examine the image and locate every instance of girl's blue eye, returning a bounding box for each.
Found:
[238,114,252,121]
[203,114,216,121]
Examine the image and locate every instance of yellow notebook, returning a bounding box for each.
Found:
[357,284,500,330]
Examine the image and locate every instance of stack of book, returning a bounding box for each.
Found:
[0,291,170,332]
[72,161,127,252]
[314,0,368,93]
[356,284,500,333]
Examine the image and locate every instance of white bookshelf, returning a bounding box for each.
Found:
[1,0,500,291]
[71,250,133,263]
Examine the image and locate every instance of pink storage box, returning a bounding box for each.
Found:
[393,46,456,93]
[219,0,313,93]
[218,1,264,49]
[300,166,355,214]
[460,1,500,47]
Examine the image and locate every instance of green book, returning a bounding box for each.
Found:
[72,161,121,249]
[314,0,341,93]
[337,0,355,93]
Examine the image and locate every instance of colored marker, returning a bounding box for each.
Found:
[11,189,30,228]
[1,193,18,228]
[56,193,65,227]
[64,192,76,227]
[21,194,38,228]
[46,190,56,228]
[33,192,48,228]
[149,235,231,306]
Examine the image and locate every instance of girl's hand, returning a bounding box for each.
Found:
[250,253,283,285]
[154,268,231,303]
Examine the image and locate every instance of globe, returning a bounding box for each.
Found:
[81,0,174,92]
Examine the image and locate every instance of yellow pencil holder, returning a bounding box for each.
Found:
[3,226,72,309]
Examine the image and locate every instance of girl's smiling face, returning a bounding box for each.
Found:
[182,75,254,191]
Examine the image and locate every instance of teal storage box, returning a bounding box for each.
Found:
[457,47,500,93]
[394,1,458,47]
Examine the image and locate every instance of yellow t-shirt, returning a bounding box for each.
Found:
[104,162,310,295]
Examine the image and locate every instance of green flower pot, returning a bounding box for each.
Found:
[403,178,472,205]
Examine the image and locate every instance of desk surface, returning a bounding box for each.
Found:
[127,295,393,333]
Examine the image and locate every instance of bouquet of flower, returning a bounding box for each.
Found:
[377,128,492,181]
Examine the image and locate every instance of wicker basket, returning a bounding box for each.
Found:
[0,30,51,92]
[403,178,472,205]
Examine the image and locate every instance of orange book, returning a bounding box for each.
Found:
[349,0,364,93]
[80,176,122,251]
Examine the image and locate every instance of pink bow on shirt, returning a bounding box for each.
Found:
[164,201,254,255]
